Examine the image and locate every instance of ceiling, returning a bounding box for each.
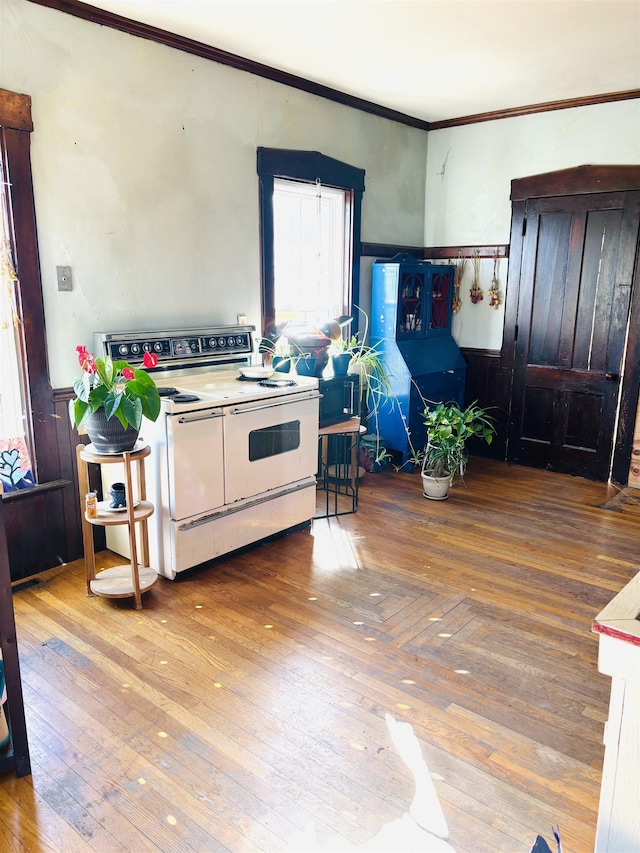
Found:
[66,0,639,123]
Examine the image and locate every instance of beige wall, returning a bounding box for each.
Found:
[1,0,428,387]
[2,0,639,383]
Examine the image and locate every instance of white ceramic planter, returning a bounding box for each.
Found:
[421,456,451,500]
[421,473,451,500]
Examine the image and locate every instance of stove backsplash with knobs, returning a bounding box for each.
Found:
[93,327,320,578]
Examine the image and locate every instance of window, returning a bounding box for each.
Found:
[0,187,34,491]
[273,178,348,327]
[0,89,53,490]
[257,148,365,337]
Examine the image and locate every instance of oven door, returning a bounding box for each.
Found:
[223,391,320,503]
[167,407,225,519]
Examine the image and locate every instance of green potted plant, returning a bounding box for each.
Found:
[332,308,393,468]
[69,345,162,453]
[346,308,392,407]
[328,333,357,375]
[256,335,306,373]
[419,400,496,500]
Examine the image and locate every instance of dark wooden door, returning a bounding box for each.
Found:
[508,190,640,480]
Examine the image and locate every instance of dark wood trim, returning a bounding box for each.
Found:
[512,165,640,201]
[0,500,31,777]
[257,148,365,336]
[361,243,509,260]
[1,480,70,503]
[257,148,366,190]
[0,90,33,132]
[461,347,510,462]
[258,172,275,338]
[2,392,96,581]
[461,347,501,360]
[501,199,526,377]
[2,128,56,484]
[360,243,425,259]
[612,200,640,485]
[0,104,88,579]
[429,89,640,130]
[423,245,509,260]
[25,0,430,131]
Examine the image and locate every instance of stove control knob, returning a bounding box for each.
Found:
[118,344,128,356]
[154,342,163,352]
[130,343,140,355]
[209,338,216,347]
[218,337,226,347]
[227,336,235,346]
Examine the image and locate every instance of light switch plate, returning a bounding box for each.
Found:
[56,266,72,291]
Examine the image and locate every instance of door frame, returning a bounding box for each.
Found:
[501,165,640,484]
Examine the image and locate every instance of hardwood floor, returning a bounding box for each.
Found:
[1,459,638,852]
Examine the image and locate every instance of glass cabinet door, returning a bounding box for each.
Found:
[429,268,452,333]
[398,269,426,336]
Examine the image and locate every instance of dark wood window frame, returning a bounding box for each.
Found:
[257,148,365,336]
[1,88,57,486]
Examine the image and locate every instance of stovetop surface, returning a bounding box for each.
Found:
[155,367,319,412]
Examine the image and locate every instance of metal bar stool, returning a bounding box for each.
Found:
[315,417,366,517]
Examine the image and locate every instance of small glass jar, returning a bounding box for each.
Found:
[85,491,98,519]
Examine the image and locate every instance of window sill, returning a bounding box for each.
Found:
[1,479,70,503]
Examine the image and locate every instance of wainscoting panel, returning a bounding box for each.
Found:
[462,348,510,461]
[1,391,100,582]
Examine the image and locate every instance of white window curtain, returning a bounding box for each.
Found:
[273,178,348,326]
[0,173,34,492]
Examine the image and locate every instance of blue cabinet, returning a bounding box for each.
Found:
[371,254,467,463]
[373,254,454,340]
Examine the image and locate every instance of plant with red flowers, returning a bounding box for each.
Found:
[69,346,161,431]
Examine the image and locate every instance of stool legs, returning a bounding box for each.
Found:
[316,428,360,518]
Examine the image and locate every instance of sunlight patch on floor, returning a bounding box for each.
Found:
[311,518,362,573]
[286,714,455,852]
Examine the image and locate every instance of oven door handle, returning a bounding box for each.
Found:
[230,391,320,415]
[177,410,224,424]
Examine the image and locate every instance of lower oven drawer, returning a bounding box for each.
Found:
[165,482,316,577]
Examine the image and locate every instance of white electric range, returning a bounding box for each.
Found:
[93,326,320,578]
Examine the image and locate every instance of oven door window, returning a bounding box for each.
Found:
[249,420,300,461]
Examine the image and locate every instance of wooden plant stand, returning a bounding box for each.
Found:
[76,443,157,609]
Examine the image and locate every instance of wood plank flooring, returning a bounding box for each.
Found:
[1,459,638,852]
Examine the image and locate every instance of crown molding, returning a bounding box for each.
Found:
[429,89,640,130]
[24,0,640,132]
[24,0,430,130]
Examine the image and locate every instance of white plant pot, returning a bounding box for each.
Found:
[421,473,451,500]
[421,456,451,500]
[347,359,367,384]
